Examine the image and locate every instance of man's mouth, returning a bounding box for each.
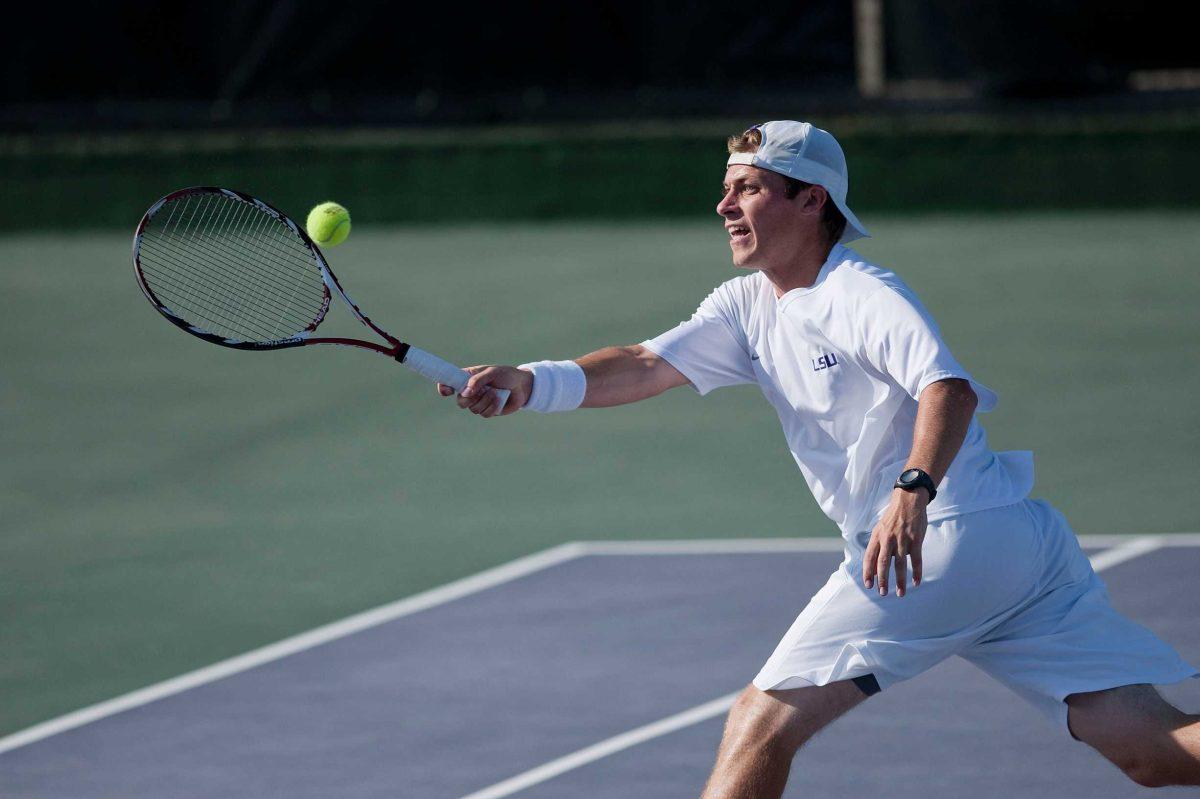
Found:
[727,225,750,241]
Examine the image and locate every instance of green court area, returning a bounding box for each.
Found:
[3,211,1198,737]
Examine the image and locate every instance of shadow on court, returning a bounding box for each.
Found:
[1,541,1197,799]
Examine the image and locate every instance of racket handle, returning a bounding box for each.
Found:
[401,346,511,412]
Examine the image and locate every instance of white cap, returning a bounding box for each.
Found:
[726,120,869,243]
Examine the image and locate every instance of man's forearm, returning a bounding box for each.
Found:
[576,345,690,407]
[904,378,978,487]
[866,377,978,595]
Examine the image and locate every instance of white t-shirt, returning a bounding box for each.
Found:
[642,244,1034,536]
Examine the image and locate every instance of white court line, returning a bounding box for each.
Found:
[455,533,1182,798]
[0,542,588,756]
[458,692,741,799]
[1087,535,1167,572]
[1079,532,1200,548]
[4,532,1195,759]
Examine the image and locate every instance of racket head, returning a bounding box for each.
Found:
[133,187,332,350]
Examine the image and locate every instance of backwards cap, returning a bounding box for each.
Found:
[726,120,869,243]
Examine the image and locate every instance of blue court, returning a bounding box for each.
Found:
[2,535,1197,798]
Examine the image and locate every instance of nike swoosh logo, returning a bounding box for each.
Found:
[750,354,760,361]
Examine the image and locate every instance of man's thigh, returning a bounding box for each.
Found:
[725,679,870,750]
[1067,684,1191,748]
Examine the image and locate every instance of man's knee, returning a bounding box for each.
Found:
[723,680,867,755]
[724,686,806,754]
[1110,748,1182,788]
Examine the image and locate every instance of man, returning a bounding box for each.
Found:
[440,121,1200,796]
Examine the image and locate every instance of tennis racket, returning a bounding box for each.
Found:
[132,186,507,409]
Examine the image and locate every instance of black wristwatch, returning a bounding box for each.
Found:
[894,468,937,502]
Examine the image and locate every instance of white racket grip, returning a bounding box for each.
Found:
[402,346,510,411]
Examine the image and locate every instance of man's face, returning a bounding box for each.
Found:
[717,165,816,270]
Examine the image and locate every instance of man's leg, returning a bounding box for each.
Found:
[1067,684,1200,787]
[701,679,868,799]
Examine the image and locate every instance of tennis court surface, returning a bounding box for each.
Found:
[3,534,1197,798]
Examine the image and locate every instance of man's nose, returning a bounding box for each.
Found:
[716,190,738,217]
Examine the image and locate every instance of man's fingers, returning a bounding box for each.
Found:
[437,383,455,397]
[461,366,495,399]
[458,366,499,411]
[876,553,890,596]
[479,389,506,418]
[911,548,923,587]
[894,554,908,597]
[467,389,495,415]
[876,539,895,596]
[863,538,879,588]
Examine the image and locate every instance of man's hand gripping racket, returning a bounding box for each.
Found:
[132,187,508,411]
[438,365,532,418]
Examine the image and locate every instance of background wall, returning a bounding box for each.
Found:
[4,0,1199,229]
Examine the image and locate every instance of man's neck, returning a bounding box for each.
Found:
[761,239,836,299]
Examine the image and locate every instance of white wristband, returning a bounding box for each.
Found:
[518,359,586,413]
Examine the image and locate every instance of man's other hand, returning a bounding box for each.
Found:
[437,365,533,418]
[863,488,929,597]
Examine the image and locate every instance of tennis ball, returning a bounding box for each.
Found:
[306,202,351,247]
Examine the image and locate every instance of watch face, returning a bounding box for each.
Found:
[900,469,921,483]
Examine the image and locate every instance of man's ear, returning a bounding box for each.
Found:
[802,185,829,215]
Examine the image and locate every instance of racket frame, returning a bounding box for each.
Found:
[133,186,412,363]
[133,186,509,410]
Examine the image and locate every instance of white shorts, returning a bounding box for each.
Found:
[753,499,1197,732]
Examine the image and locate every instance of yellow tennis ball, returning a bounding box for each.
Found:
[306,202,351,247]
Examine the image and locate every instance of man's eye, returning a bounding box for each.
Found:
[742,185,759,194]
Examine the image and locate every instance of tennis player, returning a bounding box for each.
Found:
[440,121,1200,795]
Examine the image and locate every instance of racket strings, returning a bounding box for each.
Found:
[144,203,316,331]
[138,193,328,343]
[161,194,321,327]
[141,233,299,342]
[138,253,307,342]
[143,210,309,332]
[143,195,303,338]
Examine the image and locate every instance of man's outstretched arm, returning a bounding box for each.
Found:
[438,344,691,417]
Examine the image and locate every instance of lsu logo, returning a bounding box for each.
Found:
[812,352,839,371]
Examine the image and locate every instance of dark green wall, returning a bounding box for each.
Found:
[4,121,1199,231]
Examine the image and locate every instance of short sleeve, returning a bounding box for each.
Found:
[859,284,998,411]
[641,283,756,396]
